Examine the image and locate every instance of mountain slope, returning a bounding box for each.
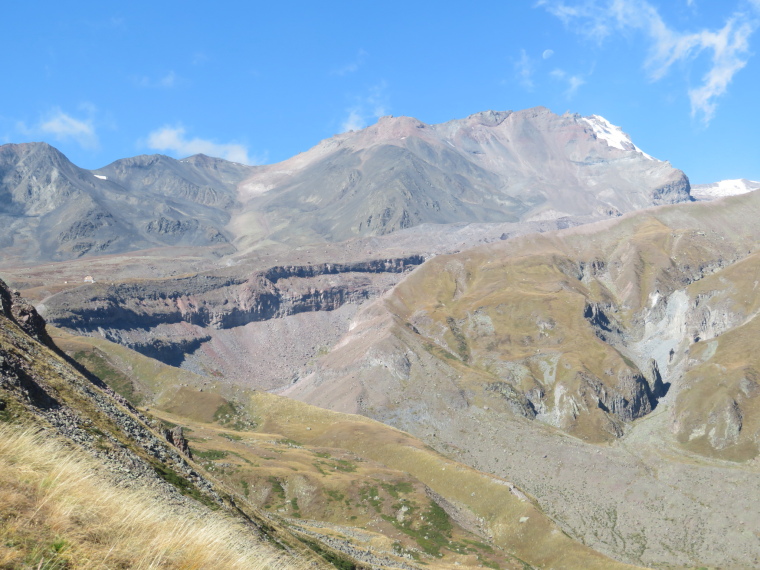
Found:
[48,325,638,569]
[0,277,335,569]
[0,108,691,265]
[231,108,690,248]
[0,143,253,264]
[284,190,760,567]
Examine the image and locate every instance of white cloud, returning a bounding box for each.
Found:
[341,110,365,132]
[145,125,254,164]
[340,82,389,133]
[192,52,210,66]
[514,49,535,90]
[538,0,759,123]
[136,71,178,88]
[543,49,555,59]
[332,49,368,76]
[18,107,99,149]
[550,68,586,96]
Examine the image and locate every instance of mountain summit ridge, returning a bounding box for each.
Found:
[232,107,691,246]
[1,107,690,264]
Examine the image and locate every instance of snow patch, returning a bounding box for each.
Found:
[691,179,760,200]
[93,174,107,180]
[580,115,655,161]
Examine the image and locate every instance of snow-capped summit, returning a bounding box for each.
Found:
[691,178,760,201]
[580,115,655,160]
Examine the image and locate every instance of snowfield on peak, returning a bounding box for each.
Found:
[580,115,655,160]
[692,178,760,200]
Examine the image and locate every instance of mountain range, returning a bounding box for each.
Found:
[1,107,758,569]
[1,107,689,265]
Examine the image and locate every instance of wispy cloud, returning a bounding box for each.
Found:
[340,82,389,132]
[18,106,99,149]
[342,110,365,132]
[543,49,555,59]
[145,125,256,164]
[514,49,535,89]
[537,0,760,123]
[192,52,210,66]
[550,68,586,96]
[135,71,179,88]
[332,49,368,76]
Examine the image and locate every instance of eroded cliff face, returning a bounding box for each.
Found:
[285,191,760,458]
[39,256,425,388]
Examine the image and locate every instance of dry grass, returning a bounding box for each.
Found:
[246,391,637,569]
[0,424,307,570]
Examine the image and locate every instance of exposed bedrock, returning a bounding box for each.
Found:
[41,256,424,374]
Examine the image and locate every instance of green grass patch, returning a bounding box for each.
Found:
[381,481,413,498]
[332,459,356,472]
[326,489,345,502]
[72,350,143,406]
[463,538,493,552]
[268,476,286,503]
[358,485,383,512]
[190,448,228,461]
[220,432,243,441]
[151,460,217,509]
[213,401,237,423]
[381,500,453,557]
[314,458,357,473]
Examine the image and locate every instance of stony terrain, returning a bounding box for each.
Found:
[0,278,359,568]
[278,189,760,567]
[46,319,636,569]
[3,107,758,569]
[0,107,690,267]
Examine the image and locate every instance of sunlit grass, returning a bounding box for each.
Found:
[0,424,306,569]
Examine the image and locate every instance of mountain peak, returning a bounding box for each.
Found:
[692,178,760,200]
[0,141,72,166]
[579,114,655,160]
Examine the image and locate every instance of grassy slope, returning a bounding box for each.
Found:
[673,250,760,461]
[0,425,303,570]
[0,307,319,569]
[246,391,637,570]
[55,328,637,569]
[150,408,517,569]
[374,197,760,448]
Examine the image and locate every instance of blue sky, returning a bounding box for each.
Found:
[2,1,759,184]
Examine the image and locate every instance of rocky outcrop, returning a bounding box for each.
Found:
[44,256,424,333]
[165,426,193,459]
[0,277,52,346]
[0,278,218,501]
[41,256,425,369]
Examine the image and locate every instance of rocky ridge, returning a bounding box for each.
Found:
[39,256,424,385]
[279,191,760,567]
[0,276,372,568]
[233,107,691,248]
[0,108,691,266]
